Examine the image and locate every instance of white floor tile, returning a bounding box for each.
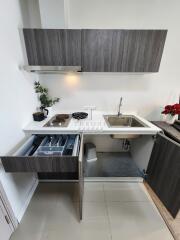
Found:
[45,201,79,228]
[42,228,111,240]
[80,202,111,240]
[82,202,109,222]
[104,182,149,202]
[43,202,111,240]
[107,202,174,240]
[10,183,173,240]
[84,182,105,202]
[56,183,79,202]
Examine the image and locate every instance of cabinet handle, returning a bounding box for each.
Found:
[5,215,10,224]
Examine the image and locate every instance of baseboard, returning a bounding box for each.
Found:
[39,178,143,183]
[16,178,38,222]
[84,177,143,182]
[39,180,78,182]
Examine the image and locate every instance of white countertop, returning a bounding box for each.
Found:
[23,111,161,135]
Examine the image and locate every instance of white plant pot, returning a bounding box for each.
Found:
[164,114,178,125]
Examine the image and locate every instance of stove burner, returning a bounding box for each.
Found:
[72,112,88,120]
[44,114,71,127]
[56,114,69,121]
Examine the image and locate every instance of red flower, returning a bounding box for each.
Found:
[162,103,180,115]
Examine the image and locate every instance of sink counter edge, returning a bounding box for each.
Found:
[23,112,161,135]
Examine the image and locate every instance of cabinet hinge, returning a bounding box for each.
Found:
[152,135,157,142]
[142,169,148,180]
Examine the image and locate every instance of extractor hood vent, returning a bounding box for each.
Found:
[22,66,81,74]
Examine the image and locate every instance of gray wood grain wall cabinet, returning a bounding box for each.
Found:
[23,29,167,72]
[82,30,167,72]
[146,133,180,218]
[23,29,81,66]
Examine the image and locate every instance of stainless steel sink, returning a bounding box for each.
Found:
[104,115,148,128]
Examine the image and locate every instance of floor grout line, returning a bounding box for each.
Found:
[103,183,113,240]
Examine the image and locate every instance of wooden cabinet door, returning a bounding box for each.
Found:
[82,30,167,72]
[146,133,180,218]
[23,29,81,66]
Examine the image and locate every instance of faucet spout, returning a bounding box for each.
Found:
[118,97,123,116]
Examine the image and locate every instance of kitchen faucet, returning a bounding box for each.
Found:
[118,97,123,116]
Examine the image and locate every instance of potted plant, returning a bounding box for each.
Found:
[162,103,180,124]
[34,81,60,117]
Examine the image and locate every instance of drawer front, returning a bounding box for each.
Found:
[1,156,78,173]
[1,157,31,172]
[1,134,80,173]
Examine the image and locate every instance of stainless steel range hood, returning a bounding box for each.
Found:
[22,66,81,74]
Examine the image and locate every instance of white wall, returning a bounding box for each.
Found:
[0,0,38,221]
[39,0,66,28]
[40,0,180,120]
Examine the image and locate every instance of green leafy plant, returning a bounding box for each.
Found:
[34,81,60,110]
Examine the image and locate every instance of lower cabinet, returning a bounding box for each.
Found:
[4,132,179,220]
[1,134,84,220]
[146,133,180,218]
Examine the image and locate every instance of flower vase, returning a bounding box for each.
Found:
[165,114,178,125]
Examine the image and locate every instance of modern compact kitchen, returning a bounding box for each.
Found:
[0,1,180,240]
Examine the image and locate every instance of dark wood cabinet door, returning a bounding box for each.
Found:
[23,29,81,66]
[146,133,180,218]
[82,30,167,72]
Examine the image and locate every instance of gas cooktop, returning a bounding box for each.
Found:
[44,114,71,127]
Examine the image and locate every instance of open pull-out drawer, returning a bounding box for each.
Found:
[1,134,81,173]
